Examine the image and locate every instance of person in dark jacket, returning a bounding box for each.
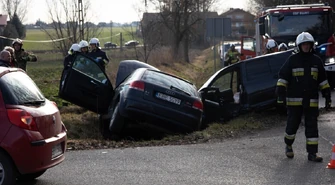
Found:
[0,50,11,67]
[79,40,89,55]
[12,38,37,71]
[276,32,331,162]
[64,43,80,69]
[88,37,109,71]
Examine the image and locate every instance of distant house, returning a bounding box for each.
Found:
[219,8,255,39]
[0,14,8,34]
[141,12,219,48]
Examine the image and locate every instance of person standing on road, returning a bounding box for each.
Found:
[88,37,109,71]
[12,38,37,71]
[224,44,241,66]
[0,50,12,67]
[276,32,331,162]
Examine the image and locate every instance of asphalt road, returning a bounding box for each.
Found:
[16,92,335,185]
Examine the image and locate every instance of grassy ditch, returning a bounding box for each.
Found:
[27,47,297,150]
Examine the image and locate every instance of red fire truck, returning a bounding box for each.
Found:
[241,3,334,55]
[240,3,335,86]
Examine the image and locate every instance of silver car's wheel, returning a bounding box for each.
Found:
[109,102,125,138]
[0,151,16,185]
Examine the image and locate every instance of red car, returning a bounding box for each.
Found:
[0,67,67,184]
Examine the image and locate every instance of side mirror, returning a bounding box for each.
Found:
[258,16,265,35]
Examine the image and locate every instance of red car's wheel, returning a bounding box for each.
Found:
[0,151,17,185]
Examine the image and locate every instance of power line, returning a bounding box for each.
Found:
[0,36,73,43]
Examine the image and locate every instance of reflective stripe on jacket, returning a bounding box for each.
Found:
[276,52,330,107]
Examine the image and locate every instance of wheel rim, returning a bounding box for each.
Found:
[0,163,4,184]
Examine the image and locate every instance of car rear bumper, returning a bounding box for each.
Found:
[119,97,202,132]
[2,124,67,174]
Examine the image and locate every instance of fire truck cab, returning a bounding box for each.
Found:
[241,3,335,58]
[241,3,335,87]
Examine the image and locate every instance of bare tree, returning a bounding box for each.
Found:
[42,0,102,56]
[147,0,217,63]
[122,25,140,60]
[1,0,31,21]
[139,15,162,63]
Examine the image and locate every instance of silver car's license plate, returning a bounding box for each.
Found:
[155,92,181,105]
[52,143,63,159]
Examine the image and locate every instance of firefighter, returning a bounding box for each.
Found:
[278,43,288,51]
[12,38,37,71]
[88,37,109,71]
[224,44,241,66]
[276,32,331,162]
[79,40,90,54]
[64,43,80,69]
[264,39,278,54]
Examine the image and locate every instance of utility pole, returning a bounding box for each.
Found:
[78,0,84,40]
[110,20,113,43]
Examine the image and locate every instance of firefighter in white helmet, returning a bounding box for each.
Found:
[276,32,331,162]
[79,40,89,54]
[63,43,81,69]
[264,39,278,54]
[278,43,288,51]
[88,37,109,71]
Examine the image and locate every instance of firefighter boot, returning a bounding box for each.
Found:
[286,145,294,158]
[308,153,323,162]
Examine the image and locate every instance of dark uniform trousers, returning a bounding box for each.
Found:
[285,106,319,154]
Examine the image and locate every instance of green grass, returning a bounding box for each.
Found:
[24,27,141,51]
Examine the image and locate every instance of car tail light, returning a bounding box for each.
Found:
[51,101,58,107]
[129,81,145,91]
[7,109,38,131]
[192,100,203,112]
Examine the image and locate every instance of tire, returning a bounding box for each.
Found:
[17,170,46,181]
[0,151,17,185]
[99,115,113,139]
[109,102,125,139]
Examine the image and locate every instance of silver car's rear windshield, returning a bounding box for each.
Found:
[142,70,199,97]
[0,71,45,105]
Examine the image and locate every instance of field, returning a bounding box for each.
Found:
[24,27,140,50]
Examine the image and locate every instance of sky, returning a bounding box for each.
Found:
[23,0,248,24]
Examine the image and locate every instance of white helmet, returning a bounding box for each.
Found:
[278,43,288,51]
[12,38,23,46]
[296,32,314,46]
[68,43,80,54]
[79,40,89,48]
[266,39,277,49]
[89,38,100,46]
